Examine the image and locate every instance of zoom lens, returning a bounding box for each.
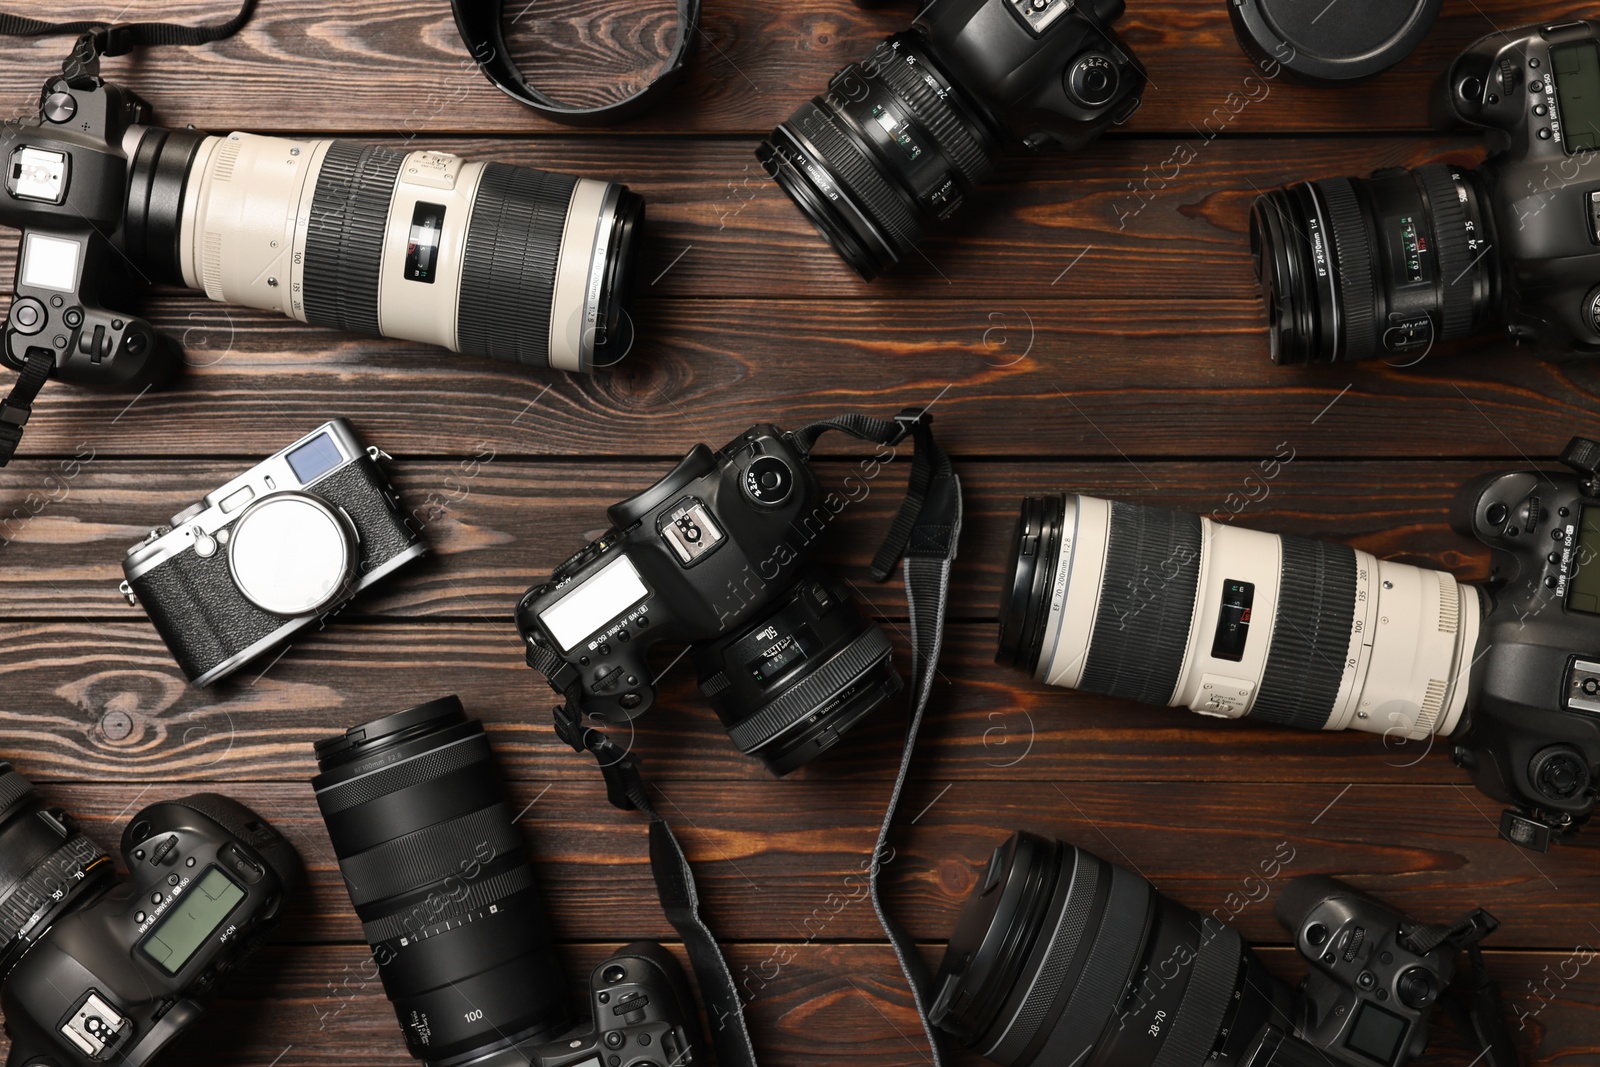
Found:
[999,494,1481,741]
[124,127,642,372]
[931,831,1292,1067]
[0,763,114,978]
[1249,164,1497,364]
[758,33,1001,280]
[697,573,902,775]
[312,697,567,1065]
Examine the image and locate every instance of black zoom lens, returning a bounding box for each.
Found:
[1250,164,1497,364]
[313,698,567,1066]
[0,763,114,978]
[758,33,1000,280]
[698,573,902,776]
[932,832,1292,1067]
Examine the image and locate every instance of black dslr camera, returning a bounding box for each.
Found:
[517,421,907,775]
[312,698,704,1067]
[1252,18,1600,364]
[931,832,1512,1067]
[0,762,297,1067]
[1449,436,1600,849]
[758,0,1145,278]
[0,57,640,463]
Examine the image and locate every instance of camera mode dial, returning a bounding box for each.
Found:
[744,456,795,506]
[1065,54,1120,108]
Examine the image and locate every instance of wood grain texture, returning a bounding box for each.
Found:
[1,1,1598,1064]
[0,1,1593,135]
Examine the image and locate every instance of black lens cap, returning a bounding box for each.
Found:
[1229,0,1442,85]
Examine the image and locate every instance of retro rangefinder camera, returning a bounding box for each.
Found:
[120,420,425,686]
[0,763,297,1067]
[517,423,902,775]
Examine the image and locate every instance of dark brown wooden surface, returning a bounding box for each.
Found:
[1,0,1599,1064]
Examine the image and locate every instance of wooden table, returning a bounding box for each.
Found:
[1,0,1597,1064]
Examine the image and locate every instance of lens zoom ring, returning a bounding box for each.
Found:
[1079,502,1202,706]
[316,735,493,816]
[1250,536,1358,730]
[873,53,991,188]
[0,770,34,818]
[1317,178,1377,361]
[457,162,576,367]
[361,864,537,945]
[338,803,524,907]
[1417,164,1477,341]
[997,849,1101,1058]
[0,834,106,945]
[725,625,894,754]
[303,140,403,335]
[1150,926,1247,1067]
[793,102,923,257]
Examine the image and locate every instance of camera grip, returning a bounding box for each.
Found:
[129,550,286,683]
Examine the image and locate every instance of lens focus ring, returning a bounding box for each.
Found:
[1416,164,1477,342]
[791,102,923,256]
[724,624,893,754]
[339,803,525,908]
[872,53,991,188]
[1249,536,1358,730]
[303,141,405,335]
[1317,178,1378,361]
[0,833,106,947]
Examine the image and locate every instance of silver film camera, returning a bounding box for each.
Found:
[120,420,425,685]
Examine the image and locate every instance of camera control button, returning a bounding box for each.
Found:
[42,91,76,123]
[1539,127,1552,139]
[149,834,180,866]
[1397,967,1438,1009]
[218,842,266,884]
[1485,502,1509,526]
[151,892,163,904]
[605,1031,625,1049]
[135,911,146,923]
[612,992,649,1016]
[1535,103,1549,116]
[1356,970,1376,990]
[167,873,180,886]
[9,298,45,335]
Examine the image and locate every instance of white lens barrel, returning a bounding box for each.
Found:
[175,132,631,371]
[1035,495,1479,740]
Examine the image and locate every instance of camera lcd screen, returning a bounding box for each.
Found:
[286,432,345,484]
[540,555,649,651]
[139,867,246,976]
[1567,508,1600,614]
[1344,1001,1409,1065]
[1553,41,1600,152]
[20,232,81,292]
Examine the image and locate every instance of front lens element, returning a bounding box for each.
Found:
[699,574,902,775]
[1249,164,1495,364]
[758,33,1000,279]
[312,697,567,1065]
[931,831,1292,1067]
[0,763,113,978]
[144,130,641,373]
[1000,495,1481,741]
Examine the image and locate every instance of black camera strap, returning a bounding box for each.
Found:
[0,0,257,467]
[1402,909,1521,1067]
[548,408,961,1067]
[449,0,699,126]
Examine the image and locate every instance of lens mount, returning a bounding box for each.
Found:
[997,495,1067,673]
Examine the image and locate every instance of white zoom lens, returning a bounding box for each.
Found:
[137,131,640,372]
[997,494,1482,741]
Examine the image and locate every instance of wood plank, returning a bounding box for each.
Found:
[13,783,1598,947]
[0,943,1592,1067]
[0,294,1594,459]
[0,1,1564,135]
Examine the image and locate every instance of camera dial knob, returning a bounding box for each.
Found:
[745,455,795,505]
[1529,745,1592,803]
[1560,436,1600,480]
[1396,966,1438,1009]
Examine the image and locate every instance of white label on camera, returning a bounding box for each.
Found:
[21,232,80,292]
[540,555,649,652]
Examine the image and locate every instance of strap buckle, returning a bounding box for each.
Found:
[891,407,931,445]
[0,397,31,428]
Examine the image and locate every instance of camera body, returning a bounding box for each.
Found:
[0,74,175,390]
[512,943,702,1067]
[1448,438,1600,848]
[121,419,426,686]
[2,792,296,1067]
[1435,19,1600,353]
[1274,877,1455,1067]
[517,423,901,774]
[912,0,1144,151]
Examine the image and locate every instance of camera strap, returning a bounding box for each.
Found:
[1401,909,1521,1067]
[449,0,699,126]
[0,0,257,466]
[548,407,961,1067]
